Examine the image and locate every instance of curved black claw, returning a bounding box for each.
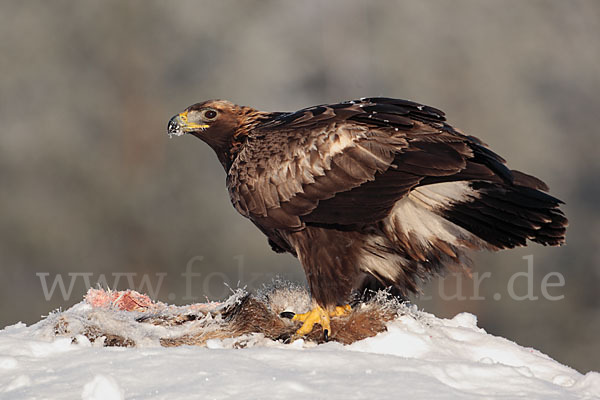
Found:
[276,333,293,344]
[280,311,296,319]
[323,329,330,342]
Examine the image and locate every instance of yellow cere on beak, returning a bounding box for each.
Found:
[168,111,210,138]
[179,111,210,130]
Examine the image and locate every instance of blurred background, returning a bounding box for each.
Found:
[1,0,598,372]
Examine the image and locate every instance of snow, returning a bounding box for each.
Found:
[1,298,599,399]
[82,375,124,400]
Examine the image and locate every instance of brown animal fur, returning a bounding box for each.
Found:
[50,289,402,348]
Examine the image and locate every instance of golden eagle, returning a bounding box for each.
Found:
[167,97,567,340]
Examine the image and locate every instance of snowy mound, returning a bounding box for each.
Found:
[1,287,599,399]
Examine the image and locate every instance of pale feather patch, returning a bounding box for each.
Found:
[326,130,358,155]
[411,181,477,209]
[359,236,407,281]
[388,182,483,248]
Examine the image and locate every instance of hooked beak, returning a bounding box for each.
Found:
[167,114,184,137]
[167,111,209,138]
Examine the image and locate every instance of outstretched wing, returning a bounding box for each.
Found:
[229,98,492,228]
[228,97,566,258]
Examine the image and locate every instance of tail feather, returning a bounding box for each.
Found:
[440,181,567,248]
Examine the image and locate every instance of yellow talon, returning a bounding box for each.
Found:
[291,304,352,340]
[293,305,330,337]
[330,304,352,317]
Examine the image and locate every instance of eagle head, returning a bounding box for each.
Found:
[168,99,269,169]
[167,100,244,145]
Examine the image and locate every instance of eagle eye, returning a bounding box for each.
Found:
[202,109,218,121]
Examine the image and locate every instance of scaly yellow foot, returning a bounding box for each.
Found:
[283,304,352,341]
[293,305,330,338]
[329,304,352,317]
